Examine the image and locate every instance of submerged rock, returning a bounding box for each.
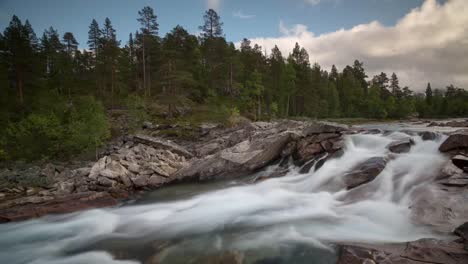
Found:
[343,157,387,190]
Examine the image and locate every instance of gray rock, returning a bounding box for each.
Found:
[454,222,468,242]
[420,131,439,141]
[452,155,468,172]
[97,176,116,187]
[148,175,168,187]
[387,138,414,153]
[131,175,149,188]
[175,131,293,181]
[343,157,387,189]
[439,130,468,152]
[89,156,110,179]
[57,181,75,194]
[303,121,348,135]
[73,167,91,178]
[133,134,194,158]
[338,239,468,264]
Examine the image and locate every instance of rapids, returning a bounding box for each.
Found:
[0,130,450,264]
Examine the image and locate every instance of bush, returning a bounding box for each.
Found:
[1,96,110,161]
[63,96,110,155]
[125,94,150,129]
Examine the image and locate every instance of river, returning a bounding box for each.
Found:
[0,123,456,264]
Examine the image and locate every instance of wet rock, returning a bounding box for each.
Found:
[133,134,193,158]
[343,157,387,190]
[364,128,383,135]
[420,131,439,141]
[454,222,468,242]
[338,239,468,264]
[401,238,468,264]
[0,192,117,223]
[337,245,383,264]
[439,130,468,152]
[440,178,468,187]
[0,193,5,200]
[192,251,244,264]
[387,138,414,153]
[452,155,468,172]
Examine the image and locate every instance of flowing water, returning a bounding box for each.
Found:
[0,127,452,264]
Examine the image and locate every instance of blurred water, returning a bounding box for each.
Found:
[0,130,449,264]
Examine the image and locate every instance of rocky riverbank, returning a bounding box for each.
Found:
[0,120,349,222]
[1,120,468,264]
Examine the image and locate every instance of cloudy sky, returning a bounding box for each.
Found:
[1,0,466,90]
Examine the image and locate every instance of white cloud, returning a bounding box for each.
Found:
[206,0,221,11]
[303,0,340,6]
[233,10,255,19]
[304,0,322,5]
[246,0,468,90]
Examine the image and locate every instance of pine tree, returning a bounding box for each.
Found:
[199,9,224,39]
[137,6,159,97]
[100,18,120,107]
[425,83,433,105]
[329,65,338,83]
[3,15,33,105]
[63,32,78,55]
[390,72,402,99]
[87,19,101,56]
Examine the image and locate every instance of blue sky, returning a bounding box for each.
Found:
[1,0,426,48]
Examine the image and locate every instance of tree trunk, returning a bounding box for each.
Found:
[111,65,115,109]
[142,38,147,97]
[17,70,24,106]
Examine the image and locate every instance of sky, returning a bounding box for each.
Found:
[0,0,466,90]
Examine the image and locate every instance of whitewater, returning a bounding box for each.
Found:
[0,131,449,264]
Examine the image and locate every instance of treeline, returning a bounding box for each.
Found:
[1,7,467,160]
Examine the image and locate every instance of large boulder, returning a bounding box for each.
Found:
[439,130,468,152]
[174,131,294,181]
[343,157,387,190]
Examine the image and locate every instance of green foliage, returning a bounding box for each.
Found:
[63,96,110,153]
[1,11,467,162]
[0,95,109,161]
[126,94,150,129]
